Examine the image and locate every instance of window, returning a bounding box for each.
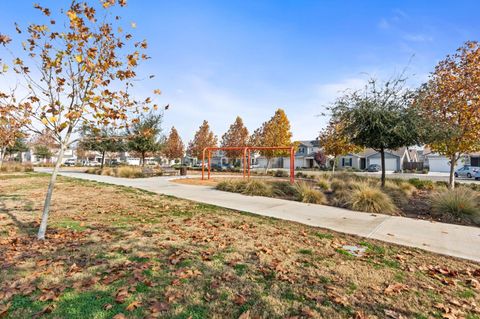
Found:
[342,158,352,167]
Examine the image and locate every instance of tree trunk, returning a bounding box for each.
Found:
[142,152,146,167]
[380,148,386,188]
[0,147,6,170]
[331,156,336,177]
[37,141,66,240]
[448,153,457,190]
[265,158,271,173]
[101,150,105,169]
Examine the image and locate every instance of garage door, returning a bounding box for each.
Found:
[369,158,397,171]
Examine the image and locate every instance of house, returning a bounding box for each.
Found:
[22,146,76,164]
[425,153,479,173]
[338,147,412,171]
[255,139,323,169]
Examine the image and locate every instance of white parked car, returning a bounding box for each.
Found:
[85,161,101,167]
[63,159,76,167]
[454,165,480,179]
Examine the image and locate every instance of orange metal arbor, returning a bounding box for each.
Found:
[201,146,295,184]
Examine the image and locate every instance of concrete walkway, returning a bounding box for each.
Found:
[40,170,480,262]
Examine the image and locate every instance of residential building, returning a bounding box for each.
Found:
[338,147,413,171]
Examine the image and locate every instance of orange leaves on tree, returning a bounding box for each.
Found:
[187,120,217,158]
[417,41,480,188]
[220,116,249,160]
[163,126,184,161]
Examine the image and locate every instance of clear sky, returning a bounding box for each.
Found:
[1,1,479,143]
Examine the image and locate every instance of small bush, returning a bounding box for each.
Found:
[272,170,289,178]
[85,168,101,174]
[408,178,434,190]
[330,179,347,192]
[331,189,351,207]
[242,179,273,197]
[0,162,34,173]
[346,183,397,214]
[271,181,299,198]
[316,177,330,191]
[115,166,144,178]
[430,188,480,224]
[294,182,326,204]
[383,180,416,199]
[295,172,308,178]
[216,179,247,193]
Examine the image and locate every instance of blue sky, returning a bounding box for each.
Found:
[1,1,479,143]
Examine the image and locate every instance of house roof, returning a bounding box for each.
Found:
[347,147,409,159]
[297,140,320,148]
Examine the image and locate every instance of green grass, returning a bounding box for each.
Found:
[458,289,476,299]
[175,304,209,319]
[298,249,313,255]
[53,219,87,231]
[233,263,248,276]
[316,232,334,240]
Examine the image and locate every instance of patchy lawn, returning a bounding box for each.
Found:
[1,173,480,319]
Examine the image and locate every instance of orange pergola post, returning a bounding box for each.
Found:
[202,146,295,184]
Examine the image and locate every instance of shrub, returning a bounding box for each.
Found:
[216,179,247,193]
[430,188,480,224]
[101,167,114,176]
[346,183,397,214]
[272,170,289,178]
[295,172,308,178]
[408,178,434,190]
[117,166,144,178]
[0,162,34,173]
[242,179,273,197]
[330,179,347,192]
[271,181,299,198]
[316,177,330,191]
[85,167,101,174]
[331,189,351,207]
[294,182,327,204]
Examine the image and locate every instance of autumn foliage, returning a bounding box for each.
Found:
[319,123,361,174]
[188,120,217,159]
[250,109,293,168]
[417,41,480,188]
[0,0,160,239]
[0,90,29,166]
[163,126,185,161]
[220,116,249,161]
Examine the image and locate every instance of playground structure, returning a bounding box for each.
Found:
[201,146,295,184]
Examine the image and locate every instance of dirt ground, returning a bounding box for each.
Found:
[1,172,480,319]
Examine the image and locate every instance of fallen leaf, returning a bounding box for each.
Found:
[238,310,250,319]
[150,301,169,313]
[0,303,11,317]
[126,300,141,311]
[115,287,129,303]
[233,294,246,305]
[384,283,408,295]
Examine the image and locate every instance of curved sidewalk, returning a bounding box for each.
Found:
[41,170,480,262]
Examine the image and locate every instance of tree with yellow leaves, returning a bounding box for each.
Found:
[250,109,293,171]
[0,89,29,168]
[417,41,480,189]
[0,1,160,239]
[319,123,361,176]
